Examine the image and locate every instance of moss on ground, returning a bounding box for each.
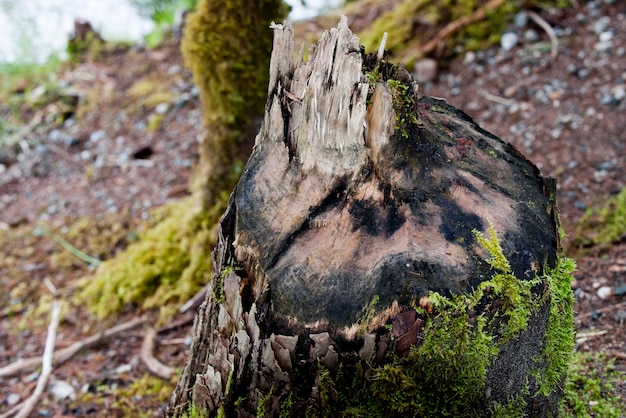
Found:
[356,0,570,65]
[561,352,626,417]
[79,194,228,321]
[573,187,626,251]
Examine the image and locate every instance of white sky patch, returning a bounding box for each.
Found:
[0,0,343,64]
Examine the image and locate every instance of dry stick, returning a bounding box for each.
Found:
[140,327,175,380]
[0,316,147,378]
[179,286,208,314]
[526,10,559,59]
[158,313,195,334]
[576,300,626,321]
[14,300,62,418]
[415,0,506,56]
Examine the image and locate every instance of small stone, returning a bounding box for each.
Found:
[49,380,76,400]
[597,286,612,300]
[501,32,518,51]
[592,170,608,183]
[613,285,626,296]
[594,40,613,52]
[464,51,475,64]
[524,29,540,43]
[611,84,625,101]
[89,130,107,143]
[155,103,170,114]
[513,12,528,28]
[613,310,626,322]
[168,65,182,75]
[413,58,438,83]
[6,393,20,406]
[592,16,611,34]
[599,30,614,42]
[115,364,132,374]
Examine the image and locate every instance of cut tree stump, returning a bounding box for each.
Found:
[167,17,574,418]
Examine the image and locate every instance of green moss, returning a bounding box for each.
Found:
[180,403,207,418]
[276,223,575,416]
[181,0,287,208]
[79,195,227,321]
[355,0,571,64]
[534,256,575,397]
[561,352,626,417]
[488,390,528,417]
[574,187,626,250]
[257,388,273,417]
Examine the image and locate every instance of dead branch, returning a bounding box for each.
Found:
[179,285,208,314]
[158,313,195,334]
[414,0,506,56]
[140,327,175,379]
[0,316,146,378]
[14,300,62,418]
[576,300,626,321]
[527,10,558,59]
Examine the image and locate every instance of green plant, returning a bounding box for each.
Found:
[574,187,626,250]
[561,352,626,417]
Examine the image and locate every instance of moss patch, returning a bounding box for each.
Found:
[355,0,570,64]
[573,187,626,251]
[561,352,626,417]
[79,195,227,321]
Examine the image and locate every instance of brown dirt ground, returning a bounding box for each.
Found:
[1,1,625,416]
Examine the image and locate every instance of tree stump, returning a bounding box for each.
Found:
[167,17,574,418]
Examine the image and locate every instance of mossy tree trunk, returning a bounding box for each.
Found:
[167,18,575,417]
[181,0,288,209]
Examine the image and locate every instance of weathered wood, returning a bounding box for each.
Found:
[167,17,573,418]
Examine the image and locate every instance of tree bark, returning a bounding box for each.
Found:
[167,17,573,418]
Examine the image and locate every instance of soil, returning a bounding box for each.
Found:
[1,1,625,416]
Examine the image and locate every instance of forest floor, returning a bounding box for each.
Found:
[1,1,625,416]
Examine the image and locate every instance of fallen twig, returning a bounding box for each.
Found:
[14,300,62,418]
[526,10,558,59]
[411,0,506,57]
[0,316,146,378]
[140,327,175,379]
[158,313,195,334]
[480,89,522,107]
[179,285,208,314]
[576,300,626,321]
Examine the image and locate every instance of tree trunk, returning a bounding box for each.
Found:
[167,17,574,418]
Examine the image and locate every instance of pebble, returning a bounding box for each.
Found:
[155,103,170,115]
[597,286,612,299]
[595,40,613,52]
[500,32,518,51]
[49,380,76,400]
[115,364,132,374]
[513,12,528,28]
[89,130,107,143]
[614,285,626,296]
[524,29,540,43]
[6,393,20,406]
[614,310,626,322]
[611,84,625,101]
[592,16,611,34]
[592,170,608,183]
[413,58,438,83]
